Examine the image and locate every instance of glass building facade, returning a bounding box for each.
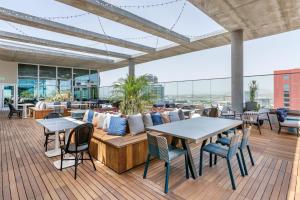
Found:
[17,64,100,102]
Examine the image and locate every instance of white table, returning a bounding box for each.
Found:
[18,103,34,118]
[36,117,84,169]
[147,117,242,179]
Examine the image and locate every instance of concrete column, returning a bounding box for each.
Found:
[128,58,135,77]
[231,30,244,113]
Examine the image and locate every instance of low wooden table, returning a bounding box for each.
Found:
[147,117,242,179]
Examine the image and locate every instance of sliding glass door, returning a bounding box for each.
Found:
[0,84,16,110]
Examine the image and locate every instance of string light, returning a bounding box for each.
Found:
[39,0,183,20]
[6,22,28,36]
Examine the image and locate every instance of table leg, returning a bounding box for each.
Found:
[181,139,198,179]
[199,139,207,176]
[23,106,27,118]
[45,131,61,157]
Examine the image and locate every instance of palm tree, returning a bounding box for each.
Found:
[112,74,155,115]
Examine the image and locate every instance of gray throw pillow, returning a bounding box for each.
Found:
[178,109,185,120]
[143,113,153,128]
[169,111,180,122]
[128,114,145,135]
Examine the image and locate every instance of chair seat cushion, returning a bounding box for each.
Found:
[169,148,186,161]
[66,144,88,152]
[203,143,228,157]
[281,120,300,128]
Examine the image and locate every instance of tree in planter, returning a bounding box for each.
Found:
[246,80,259,111]
[249,80,258,102]
[112,74,155,115]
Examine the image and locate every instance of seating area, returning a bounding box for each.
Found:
[1,110,300,199]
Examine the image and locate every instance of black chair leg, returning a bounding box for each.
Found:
[81,152,84,164]
[247,145,255,166]
[267,114,272,130]
[209,153,212,167]
[226,159,236,190]
[278,126,281,134]
[236,153,244,177]
[214,154,217,165]
[184,153,189,179]
[199,149,203,176]
[240,149,248,175]
[297,128,299,137]
[257,123,262,135]
[88,152,96,171]
[143,154,151,179]
[44,135,49,151]
[164,162,170,193]
[60,150,64,171]
[74,153,78,179]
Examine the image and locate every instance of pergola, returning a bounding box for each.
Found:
[0,0,300,112]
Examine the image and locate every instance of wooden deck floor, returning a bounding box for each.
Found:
[1,112,300,200]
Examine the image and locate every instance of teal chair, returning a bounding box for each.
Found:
[216,128,255,175]
[199,134,244,190]
[143,133,189,193]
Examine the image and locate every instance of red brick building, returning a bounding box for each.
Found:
[274,69,300,110]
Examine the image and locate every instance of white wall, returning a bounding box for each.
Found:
[0,60,18,84]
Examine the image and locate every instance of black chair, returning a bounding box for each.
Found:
[8,103,22,119]
[44,113,64,151]
[60,123,96,179]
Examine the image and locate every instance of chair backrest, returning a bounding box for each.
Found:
[227,134,240,158]
[44,112,61,119]
[8,103,16,111]
[146,133,169,162]
[66,123,94,152]
[240,128,251,149]
[202,108,210,117]
[209,107,219,117]
[242,112,258,124]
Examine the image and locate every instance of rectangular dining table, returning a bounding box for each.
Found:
[36,117,84,169]
[147,116,242,179]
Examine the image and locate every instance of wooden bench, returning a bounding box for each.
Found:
[28,107,71,119]
[90,129,171,174]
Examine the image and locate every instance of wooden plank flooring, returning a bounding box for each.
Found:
[1,111,300,199]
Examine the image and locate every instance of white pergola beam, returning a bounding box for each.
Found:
[0,43,115,68]
[56,0,190,44]
[0,30,131,59]
[0,7,155,53]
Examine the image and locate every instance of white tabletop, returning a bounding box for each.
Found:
[147,117,242,143]
[36,117,83,132]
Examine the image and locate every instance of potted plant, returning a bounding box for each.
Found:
[112,74,155,115]
[245,80,259,111]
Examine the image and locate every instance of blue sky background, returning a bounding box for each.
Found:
[1,0,300,86]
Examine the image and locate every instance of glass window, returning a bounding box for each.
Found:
[39,78,57,99]
[18,77,38,101]
[89,70,99,86]
[39,65,56,78]
[18,64,38,77]
[73,69,89,86]
[283,84,290,92]
[283,75,289,80]
[58,67,72,79]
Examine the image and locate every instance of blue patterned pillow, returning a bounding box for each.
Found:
[87,110,94,123]
[108,116,127,136]
[151,112,163,126]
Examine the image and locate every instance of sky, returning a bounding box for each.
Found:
[1,0,300,86]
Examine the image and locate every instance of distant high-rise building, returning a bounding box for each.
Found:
[274,69,300,110]
[144,74,158,83]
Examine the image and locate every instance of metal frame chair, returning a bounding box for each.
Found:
[143,133,189,193]
[216,128,255,175]
[43,112,64,151]
[60,123,96,179]
[199,134,244,190]
[242,112,262,134]
[8,103,22,119]
[258,108,272,130]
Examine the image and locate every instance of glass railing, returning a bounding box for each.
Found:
[100,72,300,110]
